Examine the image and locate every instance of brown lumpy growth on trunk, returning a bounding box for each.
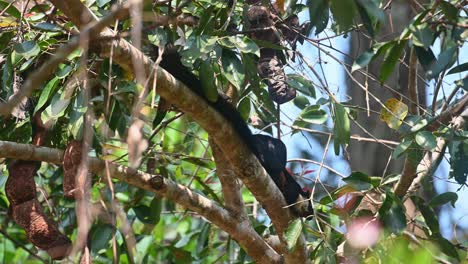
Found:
[63,140,83,199]
[11,199,72,260]
[6,160,38,205]
[246,4,299,104]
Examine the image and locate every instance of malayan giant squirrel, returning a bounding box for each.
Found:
[155,47,313,218]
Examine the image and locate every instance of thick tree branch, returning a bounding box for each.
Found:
[0,140,281,264]
[210,139,246,217]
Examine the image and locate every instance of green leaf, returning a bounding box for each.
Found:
[238,96,251,121]
[90,224,114,252]
[355,1,375,36]
[149,197,162,225]
[199,60,218,102]
[56,64,73,79]
[380,40,407,82]
[0,1,21,19]
[447,62,468,75]
[284,219,303,251]
[433,234,460,260]
[333,103,350,155]
[294,105,328,125]
[428,47,457,79]
[287,74,316,98]
[221,49,245,90]
[415,131,437,151]
[351,50,374,72]
[414,46,436,72]
[14,40,40,59]
[33,22,62,32]
[379,192,406,234]
[448,140,468,184]
[392,138,413,159]
[330,0,357,33]
[439,1,459,21]
[196,223,211,254]
[34,77,59,112]
[293,96,310,109]
[411,196,440,234]
[219,36,259,56]
[307,0,329,35]
[343,171,373,191]
[356,0,385,24]
[429,192,458,208]
[410,24,434,49]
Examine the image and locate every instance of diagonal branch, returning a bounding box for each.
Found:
[210,139,246,217]
[0,140,281,264]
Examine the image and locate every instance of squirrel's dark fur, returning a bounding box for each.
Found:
[157,48,313,217]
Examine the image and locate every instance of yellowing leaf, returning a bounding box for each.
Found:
[0,16,18,28]
[276,0,285,13]
[380,98,408,130]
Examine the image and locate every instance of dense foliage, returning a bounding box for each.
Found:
[0,0,467,263]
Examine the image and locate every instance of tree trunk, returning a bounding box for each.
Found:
[347,1,427,176]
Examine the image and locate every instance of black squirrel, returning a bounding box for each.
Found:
[157,47,313,218]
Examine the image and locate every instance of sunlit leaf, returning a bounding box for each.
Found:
[415,131,437,151]
[380,98,408,130]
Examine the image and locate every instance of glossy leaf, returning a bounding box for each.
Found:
[287,74,316,98]
[284,219,302,251]
[415,131,437,151]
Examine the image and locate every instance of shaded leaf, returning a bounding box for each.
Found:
[221,49,245,90]
[343,171,373,191]
[379,192,406,234]
[380,40,407,82]
[199,60,218,102]
[307,0,329,35]
[330,0,357,33]
[14,40,40,58]
[333,103,350,155]
[429,192,458,208]
[352,50,374,72]
[447,62,468,75]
